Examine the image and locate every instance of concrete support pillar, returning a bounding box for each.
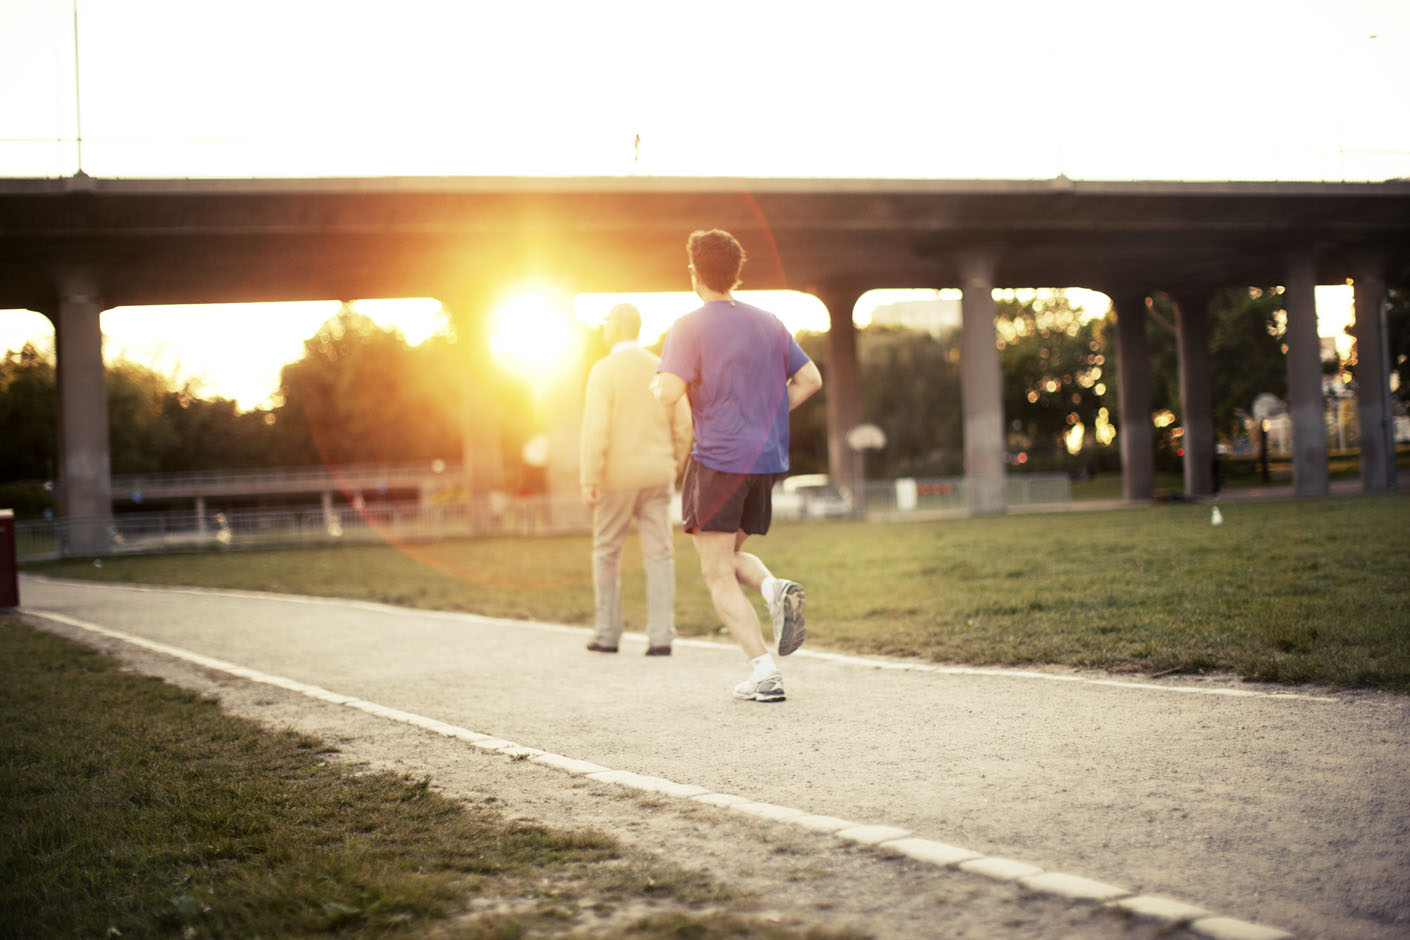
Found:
[545,355,589,531]
[1350,258,1396,491]
[1283,251,1330,496]
[812,284,865,508]
[443,293,504,510]
[1113,290,1155,502]
[195,496,207,534]
[52,264,112,555]
[1174,291,1215,497]
[958,252,1006,515]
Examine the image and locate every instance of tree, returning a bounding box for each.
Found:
[859,327,964,477]
[790,324,965,479]
[1125,288,1288,453]
[158,391,302,471]
[1207,286,1287,440]
[0,344,57,480]
[274,306,462,467]
[1375,287,1408,406]
[106,360,180,474]
[996,293,1111,461]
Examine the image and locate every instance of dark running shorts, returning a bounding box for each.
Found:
[681,458,778,535]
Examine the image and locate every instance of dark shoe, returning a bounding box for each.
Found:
[586,642,618,653]
[645,646,672,656]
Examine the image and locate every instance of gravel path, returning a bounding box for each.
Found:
[17,574,1410,939]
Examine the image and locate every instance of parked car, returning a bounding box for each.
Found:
[771,474,853,520]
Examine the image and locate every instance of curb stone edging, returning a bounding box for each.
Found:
[835,824,913,845]
[1109,894,1212,922]
[1189,916,1295,940]
[880,837,982,866]
[1019,872,1130,902]
[958,856,1045,882]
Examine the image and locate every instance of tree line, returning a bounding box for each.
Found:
[2,289,1402,517]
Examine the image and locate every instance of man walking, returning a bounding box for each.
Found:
[580,303,693,655]
[652,229,823,702]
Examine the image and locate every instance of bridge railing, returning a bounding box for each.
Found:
[111,462,460,499]
[15,494,590,562]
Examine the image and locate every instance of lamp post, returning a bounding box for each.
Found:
[71,0,85,175]
[1252,393,1281,484]
[844,423,886,518]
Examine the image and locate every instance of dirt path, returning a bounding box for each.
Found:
[18,575,1410,939]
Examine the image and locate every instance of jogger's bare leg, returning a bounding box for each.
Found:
[693,530,767,659]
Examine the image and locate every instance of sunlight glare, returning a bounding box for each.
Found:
[490,292,580,385]
[573,290,832,346]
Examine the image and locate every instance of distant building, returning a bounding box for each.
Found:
[866,299,962,337]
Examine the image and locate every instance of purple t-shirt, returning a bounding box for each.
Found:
[658,300,812,474]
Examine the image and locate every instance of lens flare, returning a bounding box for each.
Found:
[489,292,581,387]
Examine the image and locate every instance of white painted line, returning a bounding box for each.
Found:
[24,606,1299,940]
[24,578,1340,702]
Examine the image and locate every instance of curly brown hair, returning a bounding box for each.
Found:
[686,229,747,294]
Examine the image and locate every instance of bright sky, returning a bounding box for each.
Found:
[0,0,1400,407]
[3,0,1406,180]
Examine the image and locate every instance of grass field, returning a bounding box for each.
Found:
[28,492,1410,691]
[0,619,859,940]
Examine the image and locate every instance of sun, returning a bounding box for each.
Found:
[488,292,581,386]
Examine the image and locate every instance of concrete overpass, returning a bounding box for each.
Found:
[2,175,1407,552]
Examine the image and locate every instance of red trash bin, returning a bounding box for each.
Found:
[0,509,18,609]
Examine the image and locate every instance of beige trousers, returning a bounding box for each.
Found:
[591,484,675,648]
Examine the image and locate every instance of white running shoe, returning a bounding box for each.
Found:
[733,671,785,703]
[766,579,807,656]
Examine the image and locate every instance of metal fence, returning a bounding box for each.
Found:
[15,474,1072,562]
[16,495,592,562]
[110,461,456,500]
[857,474,1071,516]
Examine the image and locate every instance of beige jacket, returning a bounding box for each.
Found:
[580,344,692,492]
